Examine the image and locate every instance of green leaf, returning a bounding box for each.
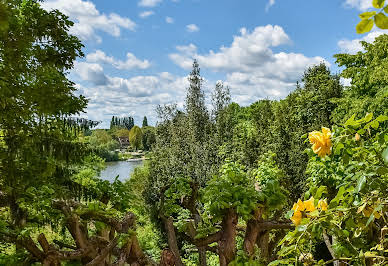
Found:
[372,0,385,8]
[382,147,388,164]
[355,176,366,193]
[356,19,374,33]
[297,224,307,232]
[376,166,388,175]
[314,186,327,199]
[385,5,388,13]
[285,209,294,219]
[370,120,379,129]
[335,143,344,155]
[374,13,388,29]
[359,11,376,19]
[375,114,388,122]
[363,112,373,123]
[345,114,358,126]
[366,213,375,227]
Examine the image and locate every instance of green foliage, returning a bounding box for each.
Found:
[142,116,148,127]
[275,113,388,265]
[129,125,143,150]
[110,115,134,130]
[252,153,288,214]
[86,129,119,161]
[125,164,162,260]
[333,34,388,123]
[202,162,258,220]
[142,126,156,151]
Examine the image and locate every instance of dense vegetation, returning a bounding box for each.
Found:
[0,0,387,265]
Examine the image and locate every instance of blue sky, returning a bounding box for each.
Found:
[41,0,384,128]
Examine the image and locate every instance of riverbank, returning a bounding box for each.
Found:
[118,151,150,161]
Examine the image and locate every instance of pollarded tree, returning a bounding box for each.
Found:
[129,125,143,151]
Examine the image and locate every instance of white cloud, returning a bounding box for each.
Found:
[338,29,384,54]
[72,61,191,127]
[166,16,174,24]
[265,0,275,11]
[344,0,372,10]
[86,50,151,70]
[139,11,155,18]
[170,25,327,100]
[138,0,163,7]
[186,24,200,32]
[40,0,136,42]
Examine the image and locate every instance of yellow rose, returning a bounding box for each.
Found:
[304,197,315,212]
[308,127,332,158]
[292,199,305,212]
[291,210,302,225]
[317,199,328,211]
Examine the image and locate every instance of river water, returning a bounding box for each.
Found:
[99,160,144,182]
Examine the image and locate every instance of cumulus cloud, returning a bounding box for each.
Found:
[72,62,192,127]
[86,50,151,70]
[338,29,384,54]
[138,0,163,7]
[139,11,155,18]
[170,25,327,100]
[166,16,174,24]
[344,0,372,10]
[40,0,136,42]
[186,24,200,32]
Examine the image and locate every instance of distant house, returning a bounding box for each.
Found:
[118,136,130,149]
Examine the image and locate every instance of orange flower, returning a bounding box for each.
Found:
[309,127,332,158]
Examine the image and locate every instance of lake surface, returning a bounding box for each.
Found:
[99,160,143,182]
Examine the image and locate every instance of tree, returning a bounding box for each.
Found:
[0,0,87,228]
[129,126,143,150]
[142,126,156,151]
[142,116,148,127]
[0,2,155,264]
[110,115,134,130]
[332,34,388,123]
[87,129,119,161]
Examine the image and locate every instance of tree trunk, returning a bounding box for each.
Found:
[164,217,184,266]
[243,208,262,257]
[218,208,238,266]
[257,231,269,262]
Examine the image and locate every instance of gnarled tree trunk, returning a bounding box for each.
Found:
[218,208,238,266]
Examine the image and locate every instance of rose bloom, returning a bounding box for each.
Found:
[308,127,332,158]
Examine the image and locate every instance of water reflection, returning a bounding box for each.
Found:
[99,160,143,182]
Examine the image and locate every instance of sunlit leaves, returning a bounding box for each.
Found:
[356,19,374,34]
[355,0,388,32]
[359,11,376,19]
[375,12,388,29]
[372,0,385,8]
